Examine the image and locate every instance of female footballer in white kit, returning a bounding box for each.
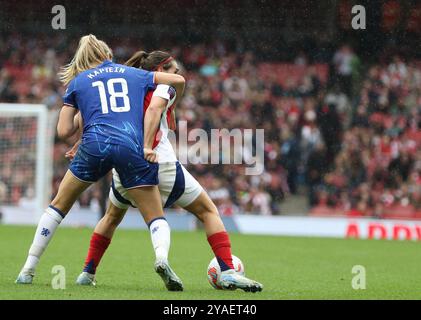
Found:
[73,51,263,292]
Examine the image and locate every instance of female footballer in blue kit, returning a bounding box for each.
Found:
[69,51,262,292]
[15,35,186,287]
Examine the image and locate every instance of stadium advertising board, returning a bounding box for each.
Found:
[233,216,421,241]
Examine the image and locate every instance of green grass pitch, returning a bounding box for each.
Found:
[1,224,420,299]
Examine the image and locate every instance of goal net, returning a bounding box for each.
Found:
[0,104,56,224]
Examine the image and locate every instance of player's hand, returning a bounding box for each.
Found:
[65,141,80,161]
[144,147,158,163]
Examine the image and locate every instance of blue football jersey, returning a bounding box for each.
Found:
[63,60,155,151]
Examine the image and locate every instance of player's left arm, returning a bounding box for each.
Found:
[60,78,80,140]
[57,105,79,139]
[143,96,167,163]
[65,113,83,160]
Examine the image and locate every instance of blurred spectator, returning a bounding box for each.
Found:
[333,44,358,97]
[0,34,420,219]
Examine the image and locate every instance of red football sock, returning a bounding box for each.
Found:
[207,231,234,271]
[83,232,111,274]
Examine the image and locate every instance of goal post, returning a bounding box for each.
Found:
[0,103,56,224]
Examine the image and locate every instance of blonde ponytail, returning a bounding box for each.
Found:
[59,34,113,85]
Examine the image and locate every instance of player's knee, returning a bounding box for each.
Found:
[103,211,124,227]
[197,202,220,222]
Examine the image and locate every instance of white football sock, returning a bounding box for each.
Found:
[149,218,170,263]
[22,206,64,273]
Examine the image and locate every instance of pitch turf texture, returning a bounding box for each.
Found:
[1,225,420,299]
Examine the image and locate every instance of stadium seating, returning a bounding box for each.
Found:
[0,34,420,219]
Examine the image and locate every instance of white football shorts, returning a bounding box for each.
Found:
[109,161,203,210]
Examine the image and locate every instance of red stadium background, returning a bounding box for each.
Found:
[0,0,420,224]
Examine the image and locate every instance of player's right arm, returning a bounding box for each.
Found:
[154,72,185,107]
[59,78,79,139]
[57,106,79,139]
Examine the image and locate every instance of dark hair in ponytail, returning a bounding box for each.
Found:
[125,51,149,69]
[125,50,173,71]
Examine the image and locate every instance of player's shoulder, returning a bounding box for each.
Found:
[123,65,155,82]
[121,63,148,74]
[153,84,176,100]
[103,62,135,75]
[66,72,83,90]
[111,62,131,71]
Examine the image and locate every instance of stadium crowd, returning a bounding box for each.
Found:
[0,33,420,218]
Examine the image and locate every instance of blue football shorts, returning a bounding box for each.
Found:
[69,140,158,188]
